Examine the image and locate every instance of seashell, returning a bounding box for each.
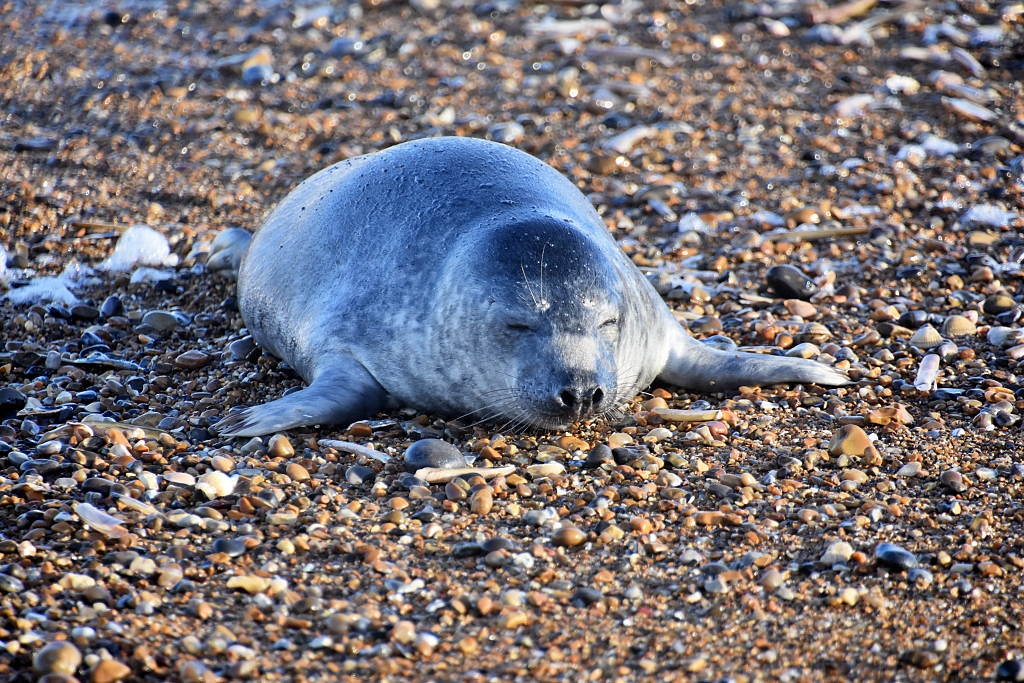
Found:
[986,326,1024,347]
[914,354,940,391]
[799,322,833,344]
[941,315,977,338]
[951,47,985,78]
[942,97,997,122]
[909,324,943,349]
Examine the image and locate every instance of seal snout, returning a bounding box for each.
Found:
[554,384,606,416]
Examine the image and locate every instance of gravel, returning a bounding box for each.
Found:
[1,0,1024,680]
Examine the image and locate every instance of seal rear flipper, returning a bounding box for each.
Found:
[206,228,252,279]
[658,326,849,391]
[213,362,388,438]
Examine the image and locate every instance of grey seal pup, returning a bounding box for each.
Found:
[214,137,846,437]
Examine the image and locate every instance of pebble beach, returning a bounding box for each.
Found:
[2,0,1024,681]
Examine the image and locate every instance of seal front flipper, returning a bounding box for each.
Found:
[657,323,849,391]
[214,360,388,438]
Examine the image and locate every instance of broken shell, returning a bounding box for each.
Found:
[941,315,977,338]
[914,354,940,392]
[909,324,943,349]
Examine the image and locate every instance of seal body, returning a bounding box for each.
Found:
[215,137,846,437]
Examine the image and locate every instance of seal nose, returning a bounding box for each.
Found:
[556,386,605,412]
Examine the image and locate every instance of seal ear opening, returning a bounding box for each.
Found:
[658,324,850,391]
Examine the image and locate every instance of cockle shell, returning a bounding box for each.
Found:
[909,324,944,349]
[941,315,977,338]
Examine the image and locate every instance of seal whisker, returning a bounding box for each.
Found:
[520,262,540,309]
[453,394,517,422]
[539,243,546,305]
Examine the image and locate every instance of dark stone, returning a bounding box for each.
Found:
[212,538,248,558]
[481,537,516,553]
[346,465,376,485]
[242,63,273,85]
[47,304,72,320]
[896,310,928,329]
[83,478,114,496]
[574,587,603,606]
[188,428,211,442]
[71,305,100,321]
[766,264,818,300]
[996,307,1022,325]
[100,296,124,318]
[689,315,723,334]
[611,447,635,466]
[21,459,60,475]
[895,266,923,280]
[157,417,180,431]
[0,388,27,420]
[451,542,485,558]
[600,111,633,129]
[403,439,468,473]
[398,475,430,490]
[229,336,259,361]
[996,660,1024,681]
[584,444,614,468]
[411,508,437,523]
[875,542,918,572]
[0,574,24,593]
[327,36,368,58]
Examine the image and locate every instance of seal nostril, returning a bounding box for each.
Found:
[558,389,577,408]
[592,387,604,406]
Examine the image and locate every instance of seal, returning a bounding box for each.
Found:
[214,137,847,437]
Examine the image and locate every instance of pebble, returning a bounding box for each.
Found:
[997,660,1024,682]
[91,659,132,683]
[827,425,872,456]
[174,350,211,369]
[229,336,258,360]
[140,311,179,332]
[820,541,854,566]
[346,465,376,485]
[766,265,818,300]
[875,543,918,572]
[0,388,27,420]
[940,469,967,492]
[33,641,82,675]
[100,296,124,318]
[584,444,614,468]
[0,0,1021,677]
[403,439,468,472]
[267,434,294,458]
[551,527,586,547]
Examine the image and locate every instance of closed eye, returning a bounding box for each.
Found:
[507,323,533,331]
[601,318,619,327]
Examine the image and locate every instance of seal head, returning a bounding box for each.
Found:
[435,217,628,430]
